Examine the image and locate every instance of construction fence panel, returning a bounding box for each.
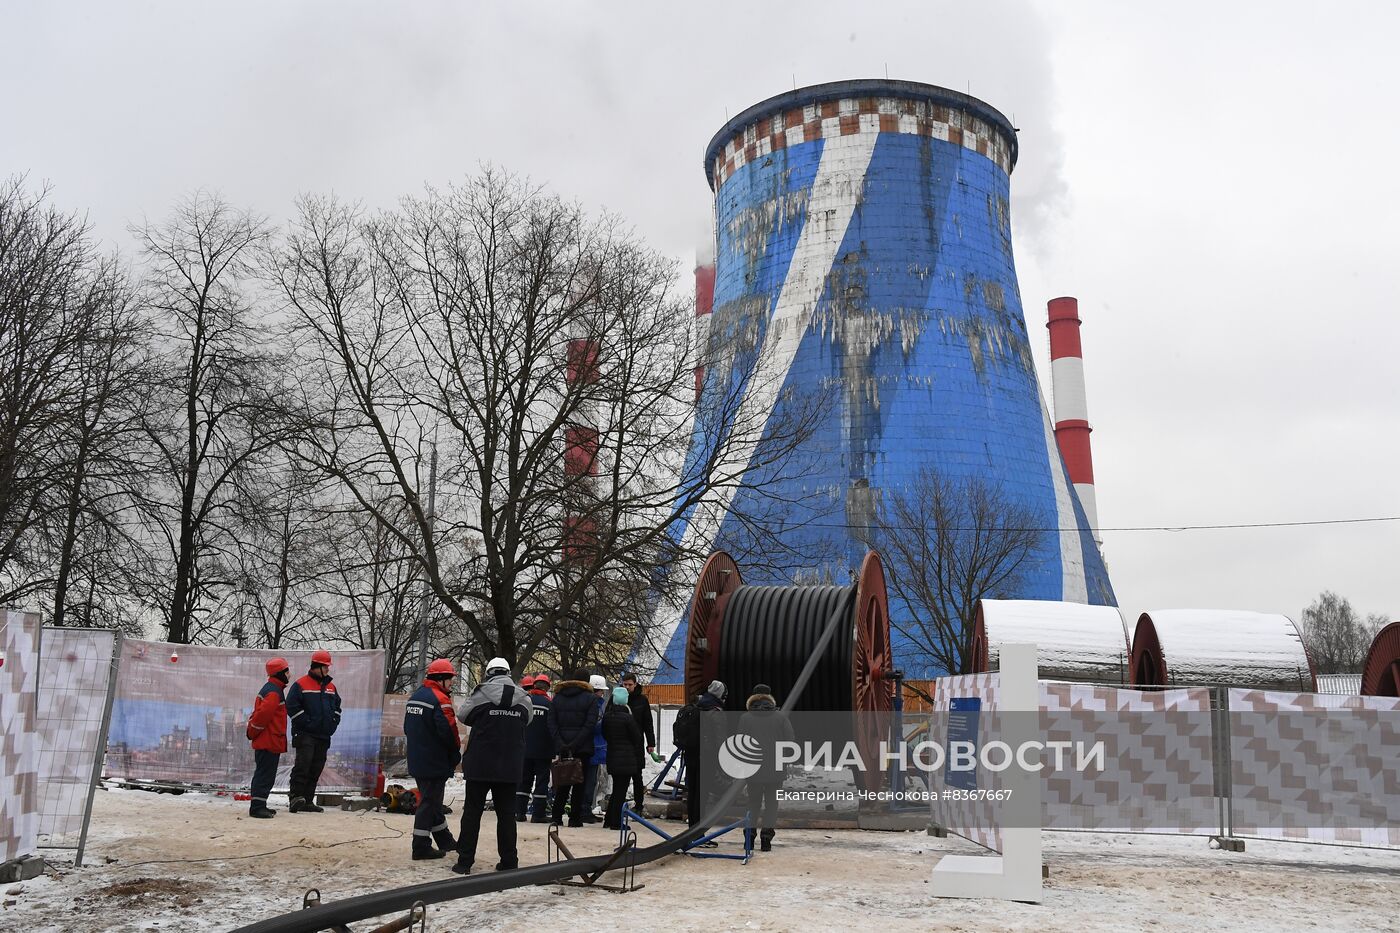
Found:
[0,611,40,865]
[106,641,386,794]
[1228,688,1400,848]
[35,626,118,863]
[1041,682,1217,835]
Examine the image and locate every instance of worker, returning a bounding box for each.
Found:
[546,668,599,827]
[453,657,531,874]
[676,680,726,835]
[601,686,644,830]
[736,683,795,852]
[404,658,461,860]
[286,649,341,812]
[620,672,658,810]
[245,657,290,819]
[517,673,554,823]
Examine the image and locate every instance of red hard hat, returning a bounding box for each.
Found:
[311,649,332,666]
[521,674,536,687]
[265,657,289,677]
[533,673,551,687]
[427,658,456,677]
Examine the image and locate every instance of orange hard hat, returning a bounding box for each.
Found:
[311,649,332,666]
[427,658,456,677]
[265,657,289,678]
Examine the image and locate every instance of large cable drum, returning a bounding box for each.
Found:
[971,599,1130,685]
[1360,621,1400,697]
[1129,610,1316,691]
[684,550,893,788]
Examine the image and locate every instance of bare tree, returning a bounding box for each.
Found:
[871,468,1047,675]
[0,179,152,630]
[133,193,287,643]
[46,261,153,630]
[1301,591,1386,674]
[271,170,824,671]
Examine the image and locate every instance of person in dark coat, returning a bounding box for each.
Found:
[453,657,531,874]
[686,680,727,834]
[620,672,656,809]
[403,658,462,860]
[601,686,644,829]
[546,668,599,827]
[245,657,290,819]
[516,673,555,822]
[285,649,341,812]
[736,683,796,852]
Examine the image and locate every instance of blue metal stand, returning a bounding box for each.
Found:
[621,806,751,863]
[648,748,686,800]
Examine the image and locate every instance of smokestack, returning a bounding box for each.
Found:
[1047,296,1100,544]
[693,258,716,401]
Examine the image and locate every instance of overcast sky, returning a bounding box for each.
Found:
[4,1,1396,626]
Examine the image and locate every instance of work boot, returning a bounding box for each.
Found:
[412,846,447,861]
[451,859,471,875]
[250,805,276,819]
[303,800,325,813]
[495,859,518,871]
[432,829,456,853]
[760,829,774,852]
[288,797,307,813]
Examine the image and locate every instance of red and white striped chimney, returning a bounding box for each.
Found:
[693,257,716,402]
[563,336,601,561]
[1047,296,1100,545]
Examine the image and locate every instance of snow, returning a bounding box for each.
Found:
[3,782,1398,932]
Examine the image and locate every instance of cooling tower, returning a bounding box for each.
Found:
[648,80,1115,680]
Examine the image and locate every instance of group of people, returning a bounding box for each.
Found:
[244,653,794,873]
[244,650,341,819]
[400,660,659,874]
[674,679,796,853]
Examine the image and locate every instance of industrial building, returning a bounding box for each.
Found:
[651,79,1115,681]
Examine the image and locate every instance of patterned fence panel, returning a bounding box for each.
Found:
[35,627,118,862]
[1228,689,1400,848]
[0,611,40,865]
[927,672,1003,852]
[1041,682,1217,834]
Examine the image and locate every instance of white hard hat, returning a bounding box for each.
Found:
[485,657,511,676]
[589,674,607,691]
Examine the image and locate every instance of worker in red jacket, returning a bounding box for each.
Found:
[246,657,290,819]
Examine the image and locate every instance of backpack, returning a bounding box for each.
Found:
[672,702,700,748]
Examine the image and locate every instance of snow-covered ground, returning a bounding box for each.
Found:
[3,783,1399,932]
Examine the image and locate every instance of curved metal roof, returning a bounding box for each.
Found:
[1131,609,1316,691]
[974,599,1130,685]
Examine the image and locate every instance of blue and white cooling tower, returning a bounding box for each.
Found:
[649,80,1115,680]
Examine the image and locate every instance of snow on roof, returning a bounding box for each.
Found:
[1135,609,1315,691]
[978,599,1130,685]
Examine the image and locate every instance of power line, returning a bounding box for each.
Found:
[779,515,1400,534]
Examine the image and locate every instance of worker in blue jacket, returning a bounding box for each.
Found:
[404,658,462,860]
[285,649,342,812]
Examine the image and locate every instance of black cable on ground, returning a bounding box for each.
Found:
[231,589,855,933]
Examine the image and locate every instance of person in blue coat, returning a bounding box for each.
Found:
[583,674,608,822]
[516,674,555,822]
[403,658,462,860]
